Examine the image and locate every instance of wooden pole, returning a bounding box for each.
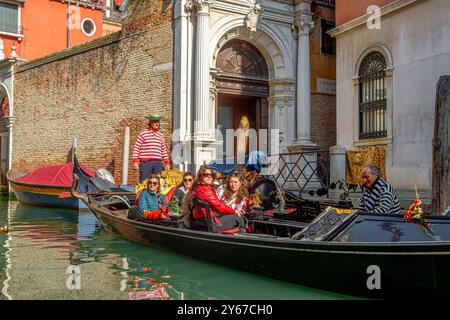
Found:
[122,127,130,186]
[432,76,450,213]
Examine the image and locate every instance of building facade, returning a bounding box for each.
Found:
[0,0,123,186]
[173,0,336,171]
[330,0,450,205]
[0,0,106,61]
[1,0,336,187]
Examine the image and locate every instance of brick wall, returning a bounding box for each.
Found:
[12,1,174,185]
[311,93,337,150]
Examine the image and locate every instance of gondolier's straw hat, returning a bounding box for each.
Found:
[145,113,162,122]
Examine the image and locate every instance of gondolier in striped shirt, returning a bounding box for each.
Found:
[133,113,170,182]
[358,164,401,215]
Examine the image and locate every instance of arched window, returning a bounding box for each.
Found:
[358,51,387,139]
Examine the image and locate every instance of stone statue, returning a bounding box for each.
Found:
[246,3,262,32]
[236,116,250,166]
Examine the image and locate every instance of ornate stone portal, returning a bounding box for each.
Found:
[215,39,269,161]
[173,0,318,171]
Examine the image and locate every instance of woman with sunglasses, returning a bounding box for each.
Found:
[183,166,246,232]
[216,172,249,214]
[138,175,168,219]
[170,172,194,205]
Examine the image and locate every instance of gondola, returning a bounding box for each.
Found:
[7,141,129,210]
[71,169,450,298]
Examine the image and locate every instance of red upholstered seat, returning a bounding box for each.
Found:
[221,228,241,235]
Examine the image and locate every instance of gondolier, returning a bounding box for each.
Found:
[133,113,170,182]
[358,164,401,215]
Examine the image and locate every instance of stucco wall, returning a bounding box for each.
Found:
[335,0,450,191]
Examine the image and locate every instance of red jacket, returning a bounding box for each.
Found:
[191,185,235,223]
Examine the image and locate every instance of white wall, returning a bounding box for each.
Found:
[335,0,450,191]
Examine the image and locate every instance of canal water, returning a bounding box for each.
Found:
[0,201,354,300]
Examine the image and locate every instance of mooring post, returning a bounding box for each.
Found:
[122,127,130,186]
[432,76,450,213]
[329,145,346,200]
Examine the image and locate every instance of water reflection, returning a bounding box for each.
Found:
[0,201,352,300]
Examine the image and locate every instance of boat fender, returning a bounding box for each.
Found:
[96,169,115,184]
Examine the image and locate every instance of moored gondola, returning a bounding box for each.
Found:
[7,140,131,210]
[72,175,450,298]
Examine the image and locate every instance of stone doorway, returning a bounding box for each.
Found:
[215,39,269,158]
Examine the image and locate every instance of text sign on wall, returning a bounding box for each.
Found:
[317,78,336,95]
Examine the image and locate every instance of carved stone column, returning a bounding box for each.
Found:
[293,0,315,147]
[193,0,215,142]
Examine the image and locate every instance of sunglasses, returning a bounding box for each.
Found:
[202,173,214,178]
[148,181,159,186]
[183,178,193,182]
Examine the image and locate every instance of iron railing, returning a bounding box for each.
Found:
[268,150,330,195]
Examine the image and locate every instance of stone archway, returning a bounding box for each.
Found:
[214,39,269,158]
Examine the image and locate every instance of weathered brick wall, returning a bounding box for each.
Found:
[311,93,337,151]
[12,1,174,185]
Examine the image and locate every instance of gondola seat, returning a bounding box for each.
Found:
[189,197,242,234]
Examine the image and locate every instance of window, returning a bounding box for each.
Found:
[358,51,388,139]
[0,2,20,35]
[321,18,336,55]
[81,18,96,36]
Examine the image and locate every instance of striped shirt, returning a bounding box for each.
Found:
[358,178,401,215]
[132,128,170,164]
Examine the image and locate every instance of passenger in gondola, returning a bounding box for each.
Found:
[358,164,401,215]
[216,171,249,214]
[182,166,247,232]
[138,175,169,220]
[171,172,194,204]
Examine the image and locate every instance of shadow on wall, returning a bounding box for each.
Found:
[106,159,116,178]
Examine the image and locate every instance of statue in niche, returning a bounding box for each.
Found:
[236,116,250,167]
[246,3,262,33]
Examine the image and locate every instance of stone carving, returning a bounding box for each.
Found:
[292,14,315,38]
[246,3,262,32]
[193,0,215,11]
[184,0,195,14]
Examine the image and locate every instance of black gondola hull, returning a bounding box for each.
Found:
[87,202,450,298]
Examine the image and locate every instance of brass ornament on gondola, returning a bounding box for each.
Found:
[0,225,8,233]
[159,169,184,195]
[273,186,287,214]
[404,186,426,222]
[134,169,184,196]
[247,189,262,210]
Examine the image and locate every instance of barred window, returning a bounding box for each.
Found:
[358,51,387,139]
[0,2,19,34]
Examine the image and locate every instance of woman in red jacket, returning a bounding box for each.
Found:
[183,166,247,232]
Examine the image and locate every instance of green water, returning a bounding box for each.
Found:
[0,201,354,300]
